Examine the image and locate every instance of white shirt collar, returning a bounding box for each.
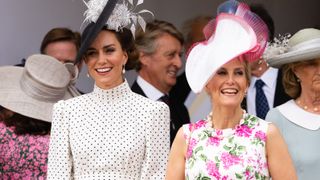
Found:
[277,100,320,130]
[250,67,278,89]
[136,75,164,101]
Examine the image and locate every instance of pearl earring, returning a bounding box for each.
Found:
[122,65,126,74]
[86,73,90,78]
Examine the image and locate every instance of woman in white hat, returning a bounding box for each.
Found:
[166,1,296,179]
[265,28,320,179]
[0,54,76,179]
[47,0,170,179]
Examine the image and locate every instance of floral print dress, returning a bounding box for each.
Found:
[183,112,270,180]
[0,122,49,179]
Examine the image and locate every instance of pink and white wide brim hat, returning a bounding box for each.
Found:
[186,0,268,93]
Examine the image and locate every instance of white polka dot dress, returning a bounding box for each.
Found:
[47,81,170,180]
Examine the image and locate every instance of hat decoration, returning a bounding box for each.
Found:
[266,28,320,67]
[262,33,291,60]
[76,0,153,63]
[186,0,268,93]
[83,0,153,33]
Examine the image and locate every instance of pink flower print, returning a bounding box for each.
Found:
[8,140,16,147]
[235,125,252,137]
[190,120,207,131]
[206,160,221,179]
[207,136,220,146]
[221,152,242,169]
[186,138,198,159]
[255,130,266,141]
[3,165,9,171]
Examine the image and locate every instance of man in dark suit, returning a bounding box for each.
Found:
[131,20,190,145]
[241,4,291,119]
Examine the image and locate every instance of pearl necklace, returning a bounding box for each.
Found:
[207,110,246,129]
[296,99,320,113]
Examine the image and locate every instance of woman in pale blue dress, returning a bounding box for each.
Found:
[265,28,320,180]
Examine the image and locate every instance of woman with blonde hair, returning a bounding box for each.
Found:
[166,1,296,179]
[266,28,320,179]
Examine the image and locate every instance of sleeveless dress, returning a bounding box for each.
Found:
[183,112,270,180]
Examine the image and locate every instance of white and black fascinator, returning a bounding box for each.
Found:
[76,0,153,63]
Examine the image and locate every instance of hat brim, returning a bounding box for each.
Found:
[267,46,320,68]
[0,66,71,122]
[186,14,257,93]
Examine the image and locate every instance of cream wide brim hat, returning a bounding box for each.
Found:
[266,28,320,68]
[0,54,73,122]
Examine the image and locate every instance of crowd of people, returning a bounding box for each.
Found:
[1,0,319,179]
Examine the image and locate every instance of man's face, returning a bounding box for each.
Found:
[44,41,77,64]
[140,33,183,93]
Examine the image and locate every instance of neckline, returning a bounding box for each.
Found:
[202,110,249,138]
[277,100,320,130]
[205,110,247,130]
[93,80,131,102]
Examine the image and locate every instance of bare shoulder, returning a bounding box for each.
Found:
[266,123,281,139]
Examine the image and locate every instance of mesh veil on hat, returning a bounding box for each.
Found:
[0,54,74,122]
[266,28,320,68]
[186,0,268,93]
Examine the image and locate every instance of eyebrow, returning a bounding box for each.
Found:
[87,44,115,51]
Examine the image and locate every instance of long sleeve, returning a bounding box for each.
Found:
[47,101,73,179]
[140,103,170,179]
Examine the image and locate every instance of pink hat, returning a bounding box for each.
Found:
[186,0,268,93]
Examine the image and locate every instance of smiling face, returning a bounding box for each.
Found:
[139,33,183,93]
[206,59,249,108]
[84,30,128,90]
[294,58,320,94]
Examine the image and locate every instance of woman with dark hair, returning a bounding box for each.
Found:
[0,54,76,179]
[47,0,170,179]
[266,28,320,179]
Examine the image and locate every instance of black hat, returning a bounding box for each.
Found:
[76,0,117,64]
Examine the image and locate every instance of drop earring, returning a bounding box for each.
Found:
[86,72,90,78]
[122,65,126,74]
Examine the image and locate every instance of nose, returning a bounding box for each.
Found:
[173,54,182,69]
[97,53,107,64]
[226,74,235,84]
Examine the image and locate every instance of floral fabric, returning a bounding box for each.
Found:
[183,112,270,180]
[0,122,49,179]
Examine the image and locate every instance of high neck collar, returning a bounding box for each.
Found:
[93,80,131,103]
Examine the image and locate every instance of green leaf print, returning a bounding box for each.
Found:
[200,154,208,162]
[235,173,243,179]
[195,146,203,154]
[223,145,232,151]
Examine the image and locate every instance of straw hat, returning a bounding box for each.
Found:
[186,0,268,93]
[0,54,73,122]
[266,28,320,68]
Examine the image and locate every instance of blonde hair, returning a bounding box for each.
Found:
[282,62,302,98]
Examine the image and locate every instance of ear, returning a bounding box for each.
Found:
[139,51,150,66]
[123,51,128,65]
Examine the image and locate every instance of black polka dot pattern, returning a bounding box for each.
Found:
[47,81,170,179]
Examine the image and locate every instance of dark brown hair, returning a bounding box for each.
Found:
[40,27,81,54]
[0,109,51,135]
[83,26,139,70]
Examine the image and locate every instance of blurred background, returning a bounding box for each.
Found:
[0,0,319,93]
